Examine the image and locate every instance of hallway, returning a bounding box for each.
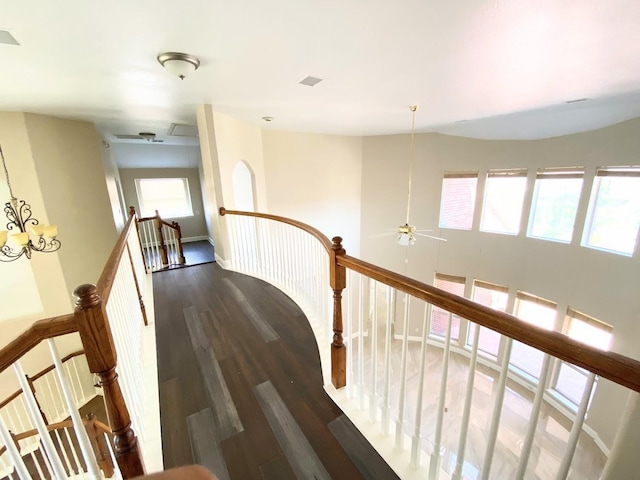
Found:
[153,263,398,479]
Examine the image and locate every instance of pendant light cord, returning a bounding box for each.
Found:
[0,145,15,200]
[405,105,418,225]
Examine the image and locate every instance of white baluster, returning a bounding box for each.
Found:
[13,361,67,479]
[395,293,411,450]
[369,281,378,422]
[346,270,354,399]
[0,414,30,480]
[452,322,481,479]
[411,304,431,467]
[480,338,514,480]
[63,426,84,478]
[515,354,552,479]
[381,287,395,435]
[429,309,454,479]
[30,450,46,479]
[53,428,74,475]
[358,275,366,410]
[48,339,102,478]
[555,372,597,480]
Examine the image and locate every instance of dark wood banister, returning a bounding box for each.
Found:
[220,207,640,394]
[220,207,334,253]
[97,213,137,302]
[132,207,185,267]
[0,314,78,375]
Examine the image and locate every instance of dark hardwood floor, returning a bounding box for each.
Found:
[153,263,399,480]
[182,240,215,266]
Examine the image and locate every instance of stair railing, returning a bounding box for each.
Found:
[0,210,150,478]
[220,206,640,480]
[130,207,185,272]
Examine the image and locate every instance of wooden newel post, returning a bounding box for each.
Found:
[73,284,145,478]
[155,210,168,266]
[330,236,347,389]
[172,221,186,264]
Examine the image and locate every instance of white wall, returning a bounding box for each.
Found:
[262,130,363,254]
[360,117,640,448]
[100,142,127,231]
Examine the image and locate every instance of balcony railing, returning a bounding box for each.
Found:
[220,206,640,480]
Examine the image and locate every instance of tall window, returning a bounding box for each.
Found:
[582,166,640,256]
[430,273,465,341]
[510,292,557,380]
[528,167,584,243]
[480,168,528,235]
[552,309,612,406]
[439,172,478,230]
[467,280,509,358]
[135,178,193,218]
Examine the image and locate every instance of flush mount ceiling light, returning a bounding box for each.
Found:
[157,52,200,80]
[262,116,274,122]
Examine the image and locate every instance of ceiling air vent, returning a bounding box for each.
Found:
[168,123,198,137]
[0,30,20,46]
[299,76,323,87]
[113,134,164,143]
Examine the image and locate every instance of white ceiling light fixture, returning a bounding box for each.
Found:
[157,52,200,80]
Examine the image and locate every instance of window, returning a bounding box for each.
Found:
[480,169,528,235]
[439,172,478,230]
[135,178,193,218]
[467,280,509,358]
[430,273,465,341]
[527,167,584,243]
[510,292,557,380]
[582,166,640,256]
[552,309,612,406]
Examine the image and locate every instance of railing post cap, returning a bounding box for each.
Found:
[331,236,345,254]
[219,207,227,216]
[73,284,101,308]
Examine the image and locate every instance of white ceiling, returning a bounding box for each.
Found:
[1,1,640,140]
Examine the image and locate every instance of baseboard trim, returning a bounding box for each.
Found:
[215,253,229,268]
[182,235,209,243]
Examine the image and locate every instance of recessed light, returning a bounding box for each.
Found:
[262,116,274,122]
[299,76,323,87]
[565,98,589,104]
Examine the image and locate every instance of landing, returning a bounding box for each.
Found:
[153,263,398,480]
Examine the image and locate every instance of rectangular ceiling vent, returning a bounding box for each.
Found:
[299,76,323,87]
[0,30,20,46]
[114,134,144,140]
[113,134,164,142]
[168,123,198,137]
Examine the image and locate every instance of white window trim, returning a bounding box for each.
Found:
[135,177,194,218]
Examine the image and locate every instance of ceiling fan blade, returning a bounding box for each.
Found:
[415,233,448,242]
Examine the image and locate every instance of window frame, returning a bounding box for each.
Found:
[480,168,528,235]
[135,177,194,218]
[466,279,509,359]
[581,166,640,256]
[429,273,466,342]
[527,167,584,244]
[438,171,479,231]
[549,308,612,409]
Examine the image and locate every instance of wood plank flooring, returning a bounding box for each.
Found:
[154,263,399,480]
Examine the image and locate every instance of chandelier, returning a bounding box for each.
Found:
[0,145,61,262]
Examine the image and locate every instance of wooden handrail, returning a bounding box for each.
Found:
[338,254,640,393]
[220,207,640,394]
[0,350,85,410]
[0,314,78,375]
[220,207,334,253]
[29,350,85,382]
[97,213,137,301]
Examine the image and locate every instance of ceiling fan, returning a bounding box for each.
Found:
[384,105,447,247]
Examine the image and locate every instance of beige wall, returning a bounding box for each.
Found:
[0,112,115,397]
[262,130,363,254]
[119,168,208,240]
[24,113,118,295]
[360,117,640,448]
